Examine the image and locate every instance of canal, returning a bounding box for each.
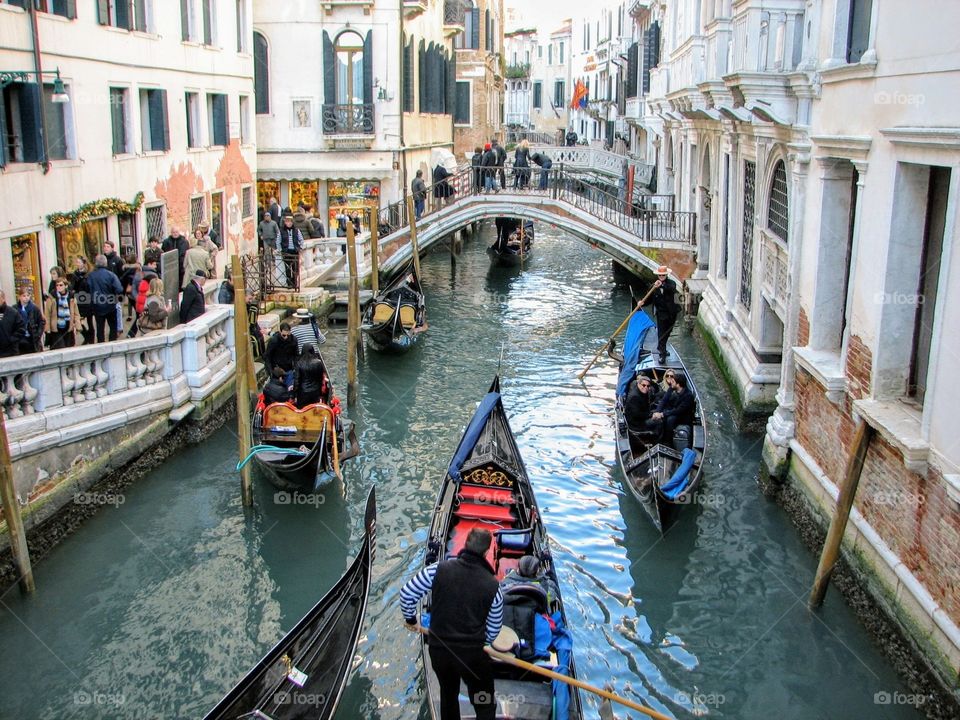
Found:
[0,223,923,719]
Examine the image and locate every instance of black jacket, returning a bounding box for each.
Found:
[650,278,679,320]
[494,143,506,167]
[86,267,124,316]
[481,149,498,178]
[263,377,292,405]
[15,301,45,352]
[656,387,695,426]
[514,147,530,168]
[433,165,454,198]
[277,226,304,253]
[179,280,205,323]
[429,550,500,647]
[624,381,654,428]
[294,357,326,399]
[264,332,299,373]
[104,251,124,279]
[0,304,26,357]
[531,152,551,168]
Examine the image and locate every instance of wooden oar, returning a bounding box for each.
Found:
[409,625,672,720]
[577,284,658,380]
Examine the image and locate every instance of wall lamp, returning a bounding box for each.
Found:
[0,67,69,102]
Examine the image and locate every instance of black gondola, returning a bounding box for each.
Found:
[488,218,534,267]
[205,487,376,720]
[361,261,427,352]
[612,311,706,532]
[251,351,359,492]
[419,377,584,720]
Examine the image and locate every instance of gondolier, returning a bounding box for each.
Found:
[647,266,679,364]
[290,307,326,350]
[400,528,503,720]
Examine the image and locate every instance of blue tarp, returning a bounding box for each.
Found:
[616,311,657,398]
[661,447,697,499]
[549,611,574,719]
[447,392,501,481]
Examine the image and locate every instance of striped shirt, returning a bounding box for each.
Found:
[291,320,326,352]
[400,562,504,645]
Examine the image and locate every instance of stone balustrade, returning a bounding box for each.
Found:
[0,306,235,461]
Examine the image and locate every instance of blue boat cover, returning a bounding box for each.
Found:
[447,392,501,481]
[549,611,574,719]
[661,447,697,498]
[616,311,657,398]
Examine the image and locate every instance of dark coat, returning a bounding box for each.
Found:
[428,550,500,647]
[104,251,124,279]
[263,332,299,373]
[179,280,206,323]
[412,176,427,200]
[514,147,530,168]
[531,152,552,168]
[0,303,27,357]
[294,356,326,405]
[471,152,483,185]
[15,301,45,352]
[432,165,454,198]
[263,377,292,405]
[624,381,654,429]
[650,278,679,321]
[481,149,498,179]
[72,269,91,315]
[656,387,695,426]
[86,267,124,316]
[217,281,235,305]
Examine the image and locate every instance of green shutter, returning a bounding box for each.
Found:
[97,0,110,25]
[418,40,426,113]
[0,90,7,168]
[470,8,480,49]
[116,0,130,29]
[213,94,228,146]
[180,0,190,40]
[18,83,44,164]
[254,32,269,114]
[363,30,373,106]
[322,31,336,106]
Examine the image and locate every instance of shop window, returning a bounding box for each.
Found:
[289,181,319,212]
[118,213,138,257]
[328,181,380,234]
[56,218,107,271]
[139,88,169,151]
[257,180,280,217]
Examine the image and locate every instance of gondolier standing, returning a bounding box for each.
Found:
[400,528,503,720]
[647,265,680,364]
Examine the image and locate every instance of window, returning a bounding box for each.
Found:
[642,22,661,94]
[242,185,253,219]
[190,195,206,232]
[239,95,251,143]
[484,9,491,52]
[97,1,149,32]
[767,160,789,242]
[110,87,130,155]
[416,40,450,114]
[139,88,169,152]
[253,31,269,114]
[402,34,414,112]
[335,31,365,106]
[740,160,757,308]
[236,0,248,53]
[846,0,872,63]
[525,50,529,65]
[553,80,565,107]
[548,44,552,65]
[185,91,201,147]
[35,1,76,18]
[145,203,166,242]
[207,93,228,146]
[180,0,195,41]
[626,42,639,98]
[538,45,542,59]
[0,82,72,165]
[201,0,215,45]
[533,81,542,109]
[454,81,471,125]
[455,3,479,50]
[560,41,565,64]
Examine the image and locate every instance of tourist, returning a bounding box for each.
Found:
[566,128,578,146]
[47,265,66,299]
[481,143,498,192]
[499,554,559,608]
[200,220,220,250]
[492,138,507,190]
[647,265,679,364]
[15,288,45,354]
[262,366,293,405]
[217,268,235,305]
[293,344,327,407]
[400,527,502,720]
[179,270,206,324]
[659,368,676,393]
[194,227,219,277]
[102,239,124,278]
[162,227,190,289]
[71,256,94,345]
[143,236,163,269]
[137,278,171,334]
[268,196,282,225]
[258,212,280,253]
[182,236,212,289]
[412,169,427,219]
[86,254,124,343]
[127,259,159,338]
[306,206,325,238]
[471,146,483,193]
[0,288,26,357]
[290,307,326,351]
[513,139,531,189]
[119,254,140,322]
[531,151,553,190]
[277,214,304,288]
[433,162,454,206]
[624,374,655,431]
[648,372,695,444]
[293,206,321,240]
[263,321,299,382]
[44,278,80,350]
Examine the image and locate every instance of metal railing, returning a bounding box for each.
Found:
[506,129,562,146]
[322,103,374,134]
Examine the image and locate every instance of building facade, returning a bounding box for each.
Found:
[252,0,457,234]
[452,0,504,157]
[503,27,534,128]
[0,0,257,296]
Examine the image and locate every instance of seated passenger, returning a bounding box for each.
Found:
[263,366,292,405]
[648,372,695,444]
[623,374,655,431]
[501,555,559,608]
[293,345,327,407]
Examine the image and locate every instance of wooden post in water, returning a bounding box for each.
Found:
[406,196,423,281]
[369,210,379,295]
[346,222,360,406]
[0,409,34,594]
[231,255,254,508]
[809,419,873,608]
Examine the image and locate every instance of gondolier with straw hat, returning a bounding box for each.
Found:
[290,307,326,352]
[648,266,679,364]
[400,528,503,720]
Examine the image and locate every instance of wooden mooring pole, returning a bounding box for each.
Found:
[231,255,254,508]
[809,419,873,608]
[369,210,379,296]
[406,196,423,281]
[346,222,360,406]
[0,398,35,593]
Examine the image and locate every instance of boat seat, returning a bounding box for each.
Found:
[693,423,705,449]
[372,302,394,324]
[458,484,515,506]
[399,304,417,328]
[454,502,515,523]
[495,528,533,557]
[447,518,499,568]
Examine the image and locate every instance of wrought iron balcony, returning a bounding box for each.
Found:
[322,103,374,135]
[443,0,466,36]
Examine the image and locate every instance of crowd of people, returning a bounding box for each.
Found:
[469,138,553,193]
[260,308,329,408]
[0,225,220,358]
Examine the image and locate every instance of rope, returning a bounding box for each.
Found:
[236,444,307,471]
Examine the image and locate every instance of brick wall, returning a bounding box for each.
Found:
[793,335,960,625]
[797,307,810,347]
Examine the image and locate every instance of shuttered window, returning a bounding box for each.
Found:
[454,81,470,124]
[208,93,228,147]
[253,32,269,114]
[36,0,76,18]
[110,87,129,155]
[402,35,414,112]
[532,81,542,109]
[625,42,639,98]
[553,80,565,108]
[642,22,661,94]
[846,0,873,63]
[185,91,201,147]
[139,88,169,152]
[767,160,789,242]
[202,0,214,45]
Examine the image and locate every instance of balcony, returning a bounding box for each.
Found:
[443,0,465,37]
[321,0,374,15]
[505,63,530,79]
[403,0,428,19]
[760,231,789,318]
[322,103,375,142]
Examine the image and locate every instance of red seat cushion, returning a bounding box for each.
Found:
[454,502,515,523]
[458,484,515,505]
[448,518,499,568]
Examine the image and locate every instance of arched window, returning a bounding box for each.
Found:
[767,159,789,242]
[335,31,365,106]
[253,31,269,114]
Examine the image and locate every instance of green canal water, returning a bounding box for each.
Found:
[0,224,925,719]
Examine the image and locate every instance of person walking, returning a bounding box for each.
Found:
[15,288,45,354]
[412,170,427,219]
[400,528,503,720]
[182,237,212,289]
[71,256,94,345]
[44,278,81,349]
[531,151,553,190]
[258,211,280,253]
[179,270,206,324]
[481,143,498,193]
[277,214,304,289]
[513,139,531,189]
[470,146,483,194]
[646,265,680,364]
[0,289,26,357]
[492,139,507,190]
[86,254,124,343]
[433,163,454,206]
[268,196,282,226]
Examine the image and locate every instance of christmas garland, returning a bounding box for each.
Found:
[47,192,145,229]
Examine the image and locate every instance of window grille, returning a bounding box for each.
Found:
[740,160,756,308]
[767,160,789,242]
[145,204,166,241]
[191,196,206,232]
[242,187,253,218]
